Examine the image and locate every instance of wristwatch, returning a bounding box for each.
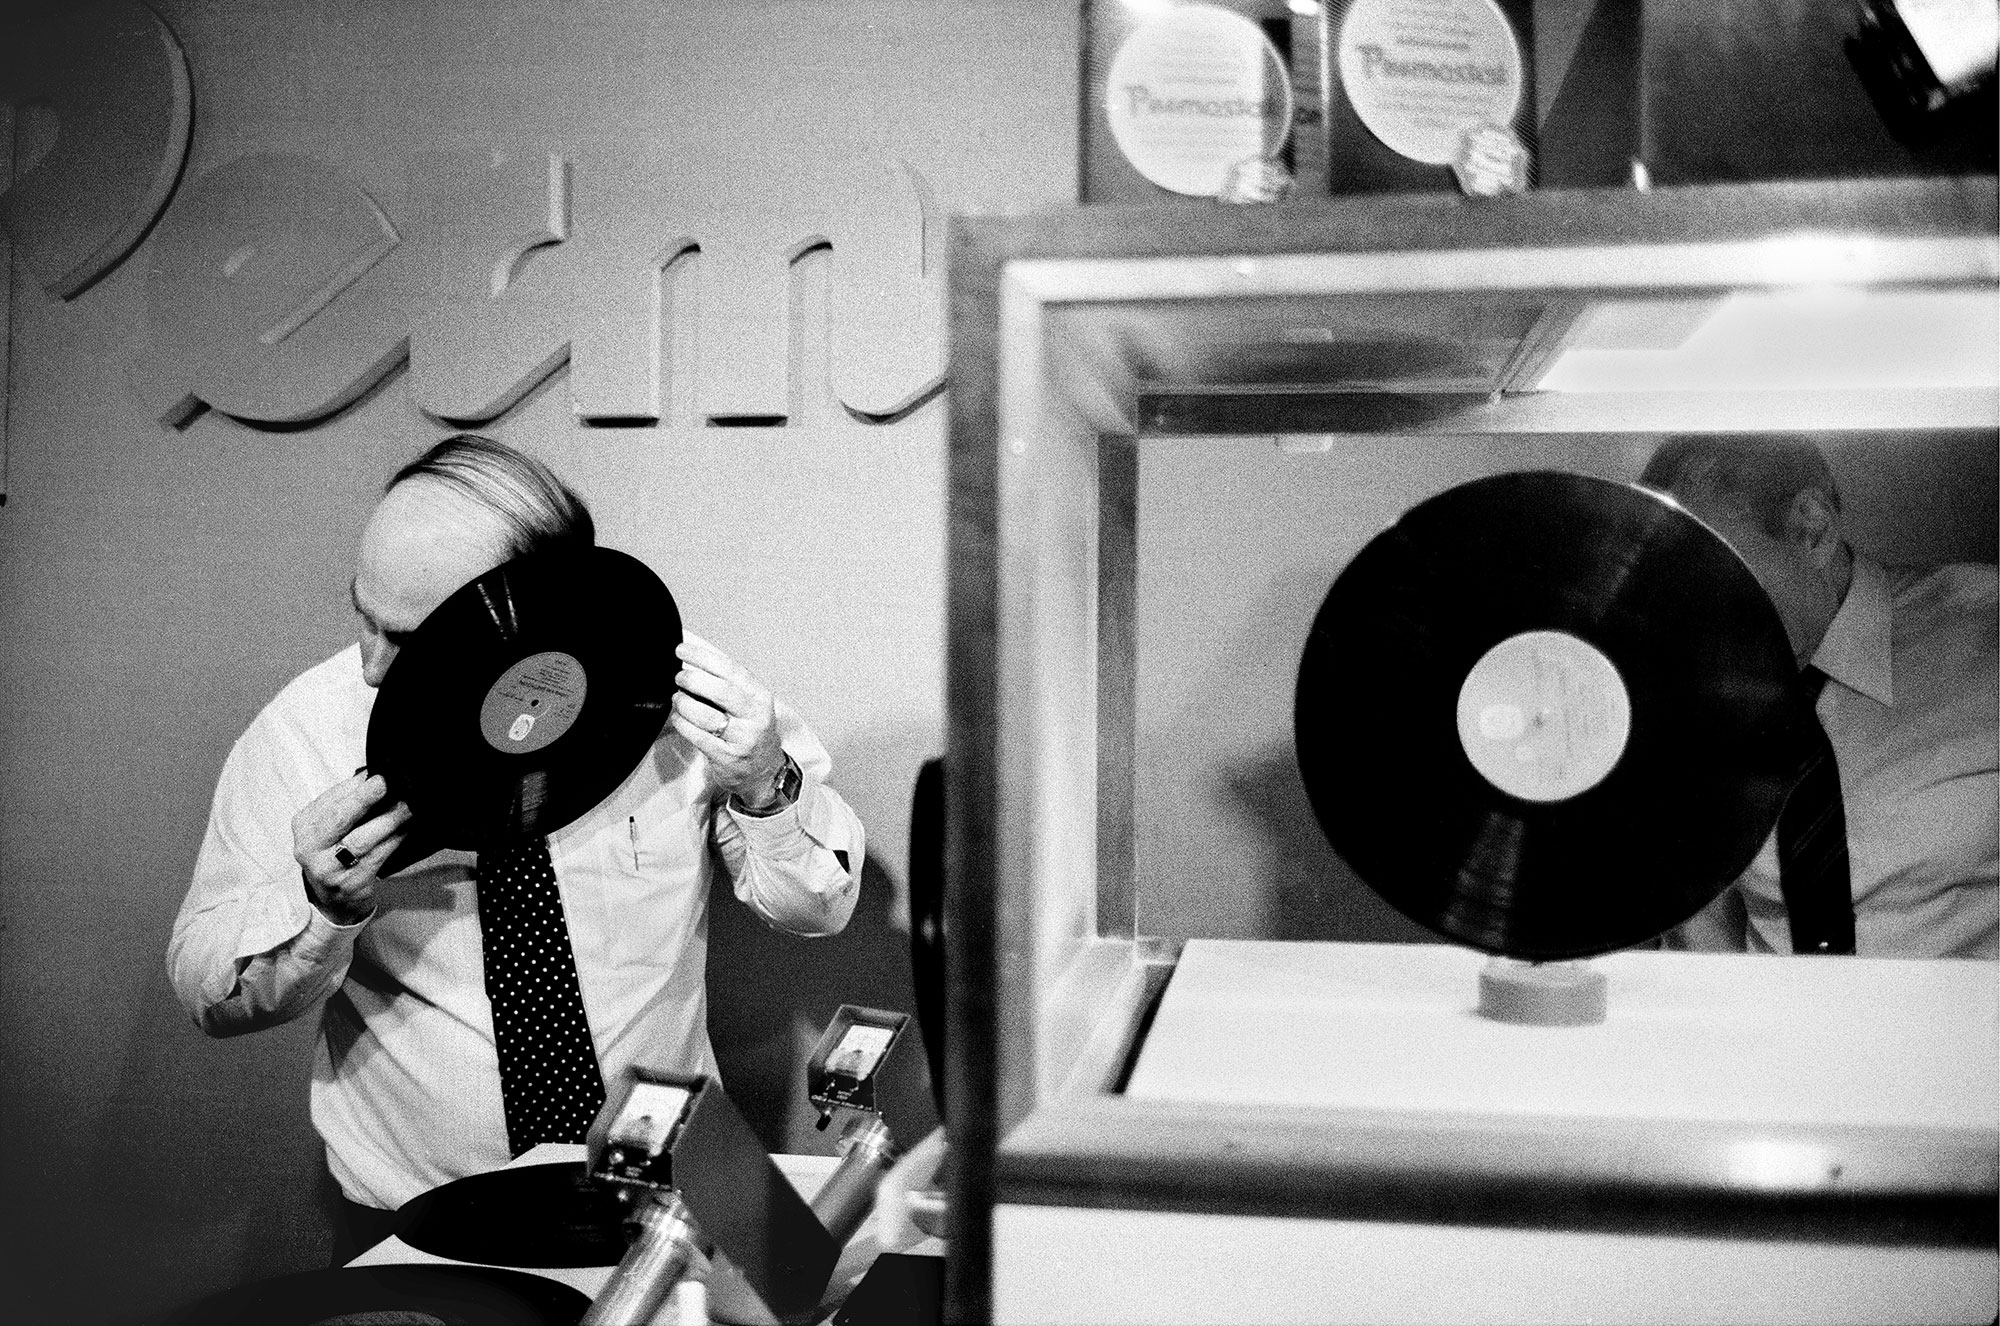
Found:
[735,753,802,816]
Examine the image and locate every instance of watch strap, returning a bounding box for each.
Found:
[735,752,802,816]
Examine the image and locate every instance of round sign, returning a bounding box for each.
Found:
[1337,0,1524,165]
[1104,3,1294,197]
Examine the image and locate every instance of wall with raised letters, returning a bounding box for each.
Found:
[0,2,1074,1322]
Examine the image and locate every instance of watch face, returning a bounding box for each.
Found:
[735,756,800,815]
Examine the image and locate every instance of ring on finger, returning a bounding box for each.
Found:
[333,844,358,869]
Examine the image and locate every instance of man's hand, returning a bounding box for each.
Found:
[670,634,788,811]
[294,771,412,925]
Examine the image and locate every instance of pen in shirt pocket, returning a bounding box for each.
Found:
[628,815,640,870]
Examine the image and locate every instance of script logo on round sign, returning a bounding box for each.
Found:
[1104,2,1294,197]
[1337,0,1524,167]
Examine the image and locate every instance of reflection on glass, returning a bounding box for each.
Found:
[610,1081,692,1158]
[828,1024,896,1080]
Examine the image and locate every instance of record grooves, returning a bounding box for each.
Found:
[368,546,681,853]
[395,1161,630,1268]
[1294,472,1806,960]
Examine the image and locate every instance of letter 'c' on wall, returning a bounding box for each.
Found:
[143,154,407,427]
[0,1,193,299]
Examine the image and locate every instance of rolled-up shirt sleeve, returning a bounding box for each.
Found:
[713,701,864,937]
[168,704,365,1037]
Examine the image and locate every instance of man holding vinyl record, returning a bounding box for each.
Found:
[1641,433,1998,960]
[168,434,866,1262]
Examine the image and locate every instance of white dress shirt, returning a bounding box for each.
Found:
[168,643,864,1208]
[1671,557,1998,959]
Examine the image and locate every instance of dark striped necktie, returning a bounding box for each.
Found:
[1777,668,1854,955]
[478,835,606,1155]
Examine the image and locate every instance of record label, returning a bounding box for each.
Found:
[478,651,588,755]
[1455,629,1630,803]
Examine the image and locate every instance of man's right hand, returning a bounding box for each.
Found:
[293,772,412,925]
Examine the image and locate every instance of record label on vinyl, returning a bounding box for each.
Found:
[368,546,679,851]
[1294,471,1805,960]
[1455,629,1631,803]
[479,651,588,754]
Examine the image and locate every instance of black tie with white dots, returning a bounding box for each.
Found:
[477,835,606,1155]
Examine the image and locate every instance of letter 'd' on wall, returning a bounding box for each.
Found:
[404,149,574,425]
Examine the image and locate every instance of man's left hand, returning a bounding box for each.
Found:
[670,633,788,810]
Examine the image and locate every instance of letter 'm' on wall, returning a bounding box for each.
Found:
[0,0,192,299]
[142,153,407,427]
[682,152,943,422]
[573,148,943,426]
[564,167,691,426]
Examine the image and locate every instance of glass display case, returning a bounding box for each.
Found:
[943,176,1997,1324]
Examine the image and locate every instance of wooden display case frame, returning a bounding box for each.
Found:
[942,176,1999,1321]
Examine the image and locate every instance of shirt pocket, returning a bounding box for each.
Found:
[591,800,711,969]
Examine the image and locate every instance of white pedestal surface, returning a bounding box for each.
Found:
[994,941,1998,1325]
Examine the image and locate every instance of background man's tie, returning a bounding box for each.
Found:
[1777,668,1855,955]
[478,836,607,1154]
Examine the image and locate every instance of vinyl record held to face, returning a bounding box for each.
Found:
[1294,471,1805,959]
[368,546,680,850]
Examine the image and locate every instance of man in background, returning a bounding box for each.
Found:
[169,434,865,1260]
[1640,433,1996,958]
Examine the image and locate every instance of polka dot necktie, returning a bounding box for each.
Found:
[477,836,606,1155]
[1777,668,1855,955]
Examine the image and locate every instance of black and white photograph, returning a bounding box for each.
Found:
[0,1,1992,1323]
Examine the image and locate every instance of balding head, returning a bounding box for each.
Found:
[389,433,594,562]
[351,435,594,686]
[1640,434,1852,666]
[1640,434,1841,540]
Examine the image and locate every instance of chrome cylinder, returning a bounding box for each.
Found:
[809,1116,898,1247]
[582,1190,704,1326]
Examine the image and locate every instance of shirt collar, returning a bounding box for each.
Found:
[1810,553,1893,706]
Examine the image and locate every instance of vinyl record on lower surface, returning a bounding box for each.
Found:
[367,546,679,851]
[160,1265,590,1326]
[1294,471,1805,960]
[394,1162,630,1268]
